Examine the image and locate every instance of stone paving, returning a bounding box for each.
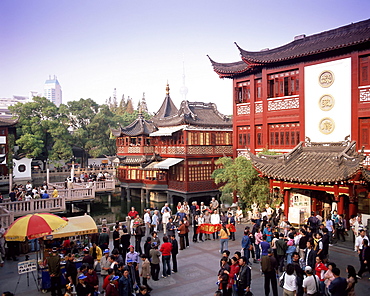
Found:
[1,223,370,295]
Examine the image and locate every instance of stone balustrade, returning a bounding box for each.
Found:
[1,197,65,217]
[0,206,14,228]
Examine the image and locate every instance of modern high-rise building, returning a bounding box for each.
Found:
[44,75,62,106]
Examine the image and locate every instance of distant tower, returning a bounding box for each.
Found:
[179,61,188,100]
[140,92,149,114]
[44,75,62,106]
[113,88,117,101]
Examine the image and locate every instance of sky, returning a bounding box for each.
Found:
[0,0,369,116]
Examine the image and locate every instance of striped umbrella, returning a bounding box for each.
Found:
[4,213,68,241]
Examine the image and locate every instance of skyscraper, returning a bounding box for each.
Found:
[44,75,62,106]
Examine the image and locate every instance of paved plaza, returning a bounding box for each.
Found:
[1,223,370,295]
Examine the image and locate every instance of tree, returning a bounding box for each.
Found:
[125,97,134,114]
[84,105,117,157]
[212,156,271,209]
[9,97,73,160]
[60,98,100,158]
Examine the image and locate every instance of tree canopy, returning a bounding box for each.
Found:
[212,156,271,209]
[9,96,150,164]
[9,97,72,160]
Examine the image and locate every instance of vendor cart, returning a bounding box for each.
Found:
[39,215,98,292]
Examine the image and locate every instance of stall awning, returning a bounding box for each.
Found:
[45,215,98,239]
[153,158,184,169]
[149,125,186,137]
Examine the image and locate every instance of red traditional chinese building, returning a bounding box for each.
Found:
[209,19,370,219]
[112,84,233,206]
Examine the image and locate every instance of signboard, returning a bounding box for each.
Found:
[18,259,37,275]
[289,192,311,224]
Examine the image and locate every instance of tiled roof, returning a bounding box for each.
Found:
[153,94,178,119]
[113,114,157,137]
[249,140,364,183]
[238,19,370,64]
[209,18,370,77]
[153,100,232,128]
[181,101,232,127]
[118,154,161,166]
[207,55,250,78]
[0,116,18,127]
[362,168,370,182]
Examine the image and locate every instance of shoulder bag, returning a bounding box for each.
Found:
[279,272,285,288]
[312,274,320,296]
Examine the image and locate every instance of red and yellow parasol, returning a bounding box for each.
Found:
[4,213,68,241]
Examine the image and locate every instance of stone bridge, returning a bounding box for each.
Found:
[0,179,116,227]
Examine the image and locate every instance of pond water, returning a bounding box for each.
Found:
[88,188,168,224]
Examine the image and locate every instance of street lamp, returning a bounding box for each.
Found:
[44,158,50,185]
[70,156,75,180]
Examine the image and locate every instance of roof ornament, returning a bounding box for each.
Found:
[344,135,351,143]
[305,136,311,147]
[166,82,170,95]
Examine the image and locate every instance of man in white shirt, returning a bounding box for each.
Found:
[25,181,33,192]
[161,203,171,215]
[302,266,319,296]
[144,209,151,237]
[162,209,171,235]
[355,229,369,254]
[211,209,220,240]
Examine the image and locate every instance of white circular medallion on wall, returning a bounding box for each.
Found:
[318,70,335,88]
[318,94,335,111]
[318,117,335,134]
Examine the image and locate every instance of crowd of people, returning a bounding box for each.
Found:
[2,195,369,296]
[214,207,369,296]
[50,198,243,296]
[5,181,59,202]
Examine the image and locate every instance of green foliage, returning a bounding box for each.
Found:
[9,95,152,164]
[212,156,271,209]
[9,97,73,160]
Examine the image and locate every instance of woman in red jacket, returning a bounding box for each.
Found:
[226,256,240,296]
[160,236,173,278]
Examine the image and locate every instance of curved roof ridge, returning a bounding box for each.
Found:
[117,115,157,137]
[206,54,250,78]
[250,140,364,183]
[238,18,370,64]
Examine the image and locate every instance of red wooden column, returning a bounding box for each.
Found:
[311,197,317,214]
[349,202,357,218]
[334,184,343,215]
[348,184,357,218]
[284,189,290,218]
[337,195,344,215]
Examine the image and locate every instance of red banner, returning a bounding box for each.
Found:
[196,223,222,234]
[226,224,236,232]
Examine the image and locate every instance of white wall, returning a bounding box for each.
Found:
[304,58,351,142]
[13,158,32,179]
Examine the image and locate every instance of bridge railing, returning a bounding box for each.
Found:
[1,197,66,217]
[57,188,95,201]
[0,206,14,228]
[49,179,115,192]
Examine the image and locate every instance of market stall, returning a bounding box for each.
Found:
[39,215,98,292]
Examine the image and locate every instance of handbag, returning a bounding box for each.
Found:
[249,244,253,251]
[279,272,285,288]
